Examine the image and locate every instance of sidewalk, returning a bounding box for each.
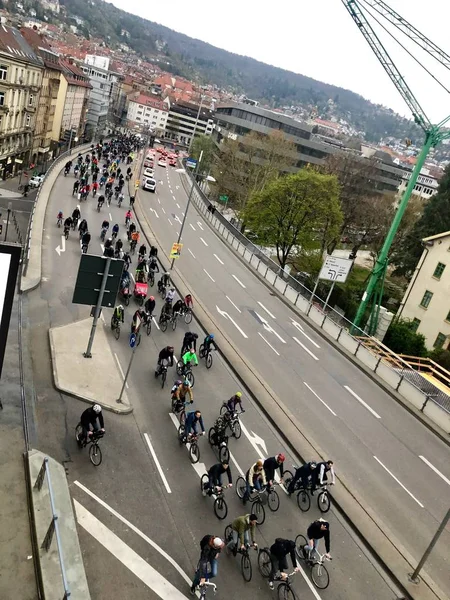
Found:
[0,173,29,198]
[49,318,132,414]
[0,297,38,599]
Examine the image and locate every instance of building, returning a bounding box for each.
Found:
[21,27,62,166]
[81,57,116,139]
[84,54,110,71]
[0,26,43,179]
[165,100,214,148]
[126,93,169,135]
[397,231,450,351]
[57,59,91,145]
[397,167,439,201]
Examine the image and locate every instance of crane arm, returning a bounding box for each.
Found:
[341,0,431,131]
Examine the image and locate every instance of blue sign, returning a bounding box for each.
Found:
[129,333,136,348]
[186,158,197,169]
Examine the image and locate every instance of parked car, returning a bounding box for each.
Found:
[142,177,156,192]
[28,175,44,188]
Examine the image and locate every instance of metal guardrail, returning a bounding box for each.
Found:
[34,457,71,600]
[181,166,450,418]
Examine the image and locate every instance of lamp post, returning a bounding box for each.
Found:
[4,202,12,242]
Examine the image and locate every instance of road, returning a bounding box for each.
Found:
[135,155,450,593]
[27,159,404,600]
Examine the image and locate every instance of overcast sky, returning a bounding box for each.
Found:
[109,0,450,124]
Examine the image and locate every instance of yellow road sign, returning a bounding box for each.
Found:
[170,242,183,259]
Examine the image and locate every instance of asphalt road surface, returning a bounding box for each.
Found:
[28,160,407,600]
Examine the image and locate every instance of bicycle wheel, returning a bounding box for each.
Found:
[186,370,195,387]
[277,582,295,600]
[206,352,213,369]
[258,548,272,578]
[179,409,186,425]
[124,295,130,306]
[160,318,168,332]
[201,473,209,495]
[176,360,183,375]
[136,333,141,347]
[241,553,252,582]
[252,500,265,525]
[294,535,308,560]
[199,343,205,358]
[214,496,228,520]
[171,316,177,331]
[149,273,154,287]
[146,319,152,336]
[161,369,166,389]
[89,443,102,466]
[219,444,230,463]
[231,420,241,439]
[311,562,330,590]
[297,489,311,512]
[177,424,185,444]
[224,524,233,544]
[189,441,200,464]
[283,470,293,491]
[208,427,216,445]
[236,476,246,499]
[219,403,228,416]
[75,423,83,444]
[114,324,120,340]
[268,489,280,512]
[184,309,192,324]
[318,490,331,513]
[137,296,144,307]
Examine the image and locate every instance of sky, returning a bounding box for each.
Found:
[109,0,450,124]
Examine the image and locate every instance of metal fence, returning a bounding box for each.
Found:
[180,167,450,419]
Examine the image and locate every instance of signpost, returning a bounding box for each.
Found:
[186,158,198,169]
[117,318,141,404]
[170,242,183,259]
[309,255,354,313]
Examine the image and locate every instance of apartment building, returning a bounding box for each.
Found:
[397,167,440,201]
[81,56,116,139]
[57,59,91,144]
[0,26,43,178]
[397,231,450,351]
[126,93,169,135]
[165,100,214,148]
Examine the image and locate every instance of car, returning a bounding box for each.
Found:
[143,167,154,178]
[158,159,166,168]
[142,177,156,192]
[144,158,154,168]
[28,175,44,188]
[169,157,177,167]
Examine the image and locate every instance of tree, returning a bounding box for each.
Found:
[190,135,216,177]
[213,130,296,216]
[383,319,428,357]
[392,165,450,278]
[429,348,450,371]
[243,170,342,271]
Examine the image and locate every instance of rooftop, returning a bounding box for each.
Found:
[0,25,43,67]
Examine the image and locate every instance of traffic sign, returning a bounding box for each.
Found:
[72,255,124,307]
[170,242,183,259]
[129,333,137,348]
[186,158,197,169]
[318,255,353,283]
[219,195,229,203]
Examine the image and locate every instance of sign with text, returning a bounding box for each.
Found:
[0,244,21,380]
[318,255,353,283]
[186,158,197,169]
[170,242,183,259]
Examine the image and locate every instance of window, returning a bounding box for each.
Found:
[420,290,433,308]
[29,94,33,106]
[411,318,421,332]
[0,91,4,106]
[433,332,447,349]
[25,114,30,127]
[433,262,446,279]
[0,65,7,80]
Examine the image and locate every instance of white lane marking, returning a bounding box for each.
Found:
[150,208,159,219]
[74,501,187,599]
[373,457,424,508]
[175,232,179,237]
[200,237,208,247]
[344,385,381,419]
[226,295,241,313]
[100,243,105,254]
[189,223,196,231]
[257,301,276,319]
[161,207,166,214]
[109,212,112,221]
[55,235,66,256]
[74,481,194,587]
[255,311,286,344]
[176,203,180,208]
[197,221,204,231]
[293,337,319,361]
[187,248,196,259]
[216,305,248,339]
[303,382,337,416]
[174,215,182,224]
[143,433,171,494]
[292,320,320,348]
[168,218,172,226]
[100,312,105,323]
[157,198,161,204]
[229,452,245,477]
[152,316,160,331]
[232,274,246,289]
[203,269,215,282]
[419,456,450,486]
[182,212,185,216]
[114,352,129,389]
[258,332,280,356]
[213,254,224,265]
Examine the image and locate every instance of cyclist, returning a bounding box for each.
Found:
[287,461,317,495]
[209,415,228,449]
[172,298,184,317]
[149,245,158,258]
[173,379,193,406]
[103,244,114,258]
[264,454,286,486]
[243,459,267,505]
[81,230,91,251]
[183,409,205,440]
[92,181,99,196]
[127,221,136,241]
[115,238,123,258]
[63,215,73,230]
[226,514,258,555]
[72,205,81,225]
[112,305,124,327]
[101,219,109,232]
[144,295,156,319]
[202,461,232,497]
[184,293,194,310]
[202,333,218,354]
[190,535,224,595]
[118,191,124,206]
[225,392,244,414]
[311,460,335,494]
[148,255,159,273]
[125,210,133,226]
[78,218,88,236]
[155,345,174,376]
[181,348,198,371]
[181,332,198,356]
[158,271,170,293]
[304,519,331,560]
[138,244,147,261]
[268,538,299,590]
[123,252,132,271]
[112,223,119,240]
[72,179,80,195]
[78,404,105,446]
[57,211,63,226]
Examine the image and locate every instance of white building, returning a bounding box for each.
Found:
[397,167,439,201]
[85,54,110,71]
[81,58,115,138]
[397,230,450,350]
[126,93,169,134]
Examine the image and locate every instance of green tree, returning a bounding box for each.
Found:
[392,165,450,278]
[190,135,216,177]
[243,170,342,270]
[429,348,450,371]
[383,319,428,357]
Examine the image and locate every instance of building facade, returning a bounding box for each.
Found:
[397,231,450,351]
[126,93,169,134]
[397,168,439,201]
[0,26,43,178]
[81,57,115,139]
[165,100,213,148]
[57,60,91,145]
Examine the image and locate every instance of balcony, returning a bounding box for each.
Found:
[25,105,36,113]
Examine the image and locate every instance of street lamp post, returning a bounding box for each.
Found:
[4,202,12,242]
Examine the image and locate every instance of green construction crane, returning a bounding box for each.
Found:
[342,0,450,334]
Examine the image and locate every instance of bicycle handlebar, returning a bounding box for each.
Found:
[199,581,217,591]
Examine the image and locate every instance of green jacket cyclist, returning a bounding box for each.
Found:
[182,348,198,367]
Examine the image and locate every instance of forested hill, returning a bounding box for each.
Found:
[57,0,421,142]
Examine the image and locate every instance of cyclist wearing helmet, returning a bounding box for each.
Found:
[174,379,193,404]
[156,345,174,375]
[203,333,217,353]
[243,459,267,504]
[190,534,224,594]
[226,392,244,414]
[287,461,317,495]
[158,271,170,291]
[264,454,286,486]
[181,347,198,368]
[78,404,105,445]
[181,331,198,355]
[144,295,156,317]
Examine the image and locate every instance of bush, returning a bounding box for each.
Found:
[429,348,450,371]
[384,319,428,357]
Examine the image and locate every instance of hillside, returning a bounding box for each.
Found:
[27,0,425,142]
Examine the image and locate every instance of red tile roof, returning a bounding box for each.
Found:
[130,94,167,111]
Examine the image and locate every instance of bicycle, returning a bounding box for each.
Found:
[224,524,256,582]
[56,216,63,227]
[63,225,70,240]
[200,475,229,520]
[148,270,155,287]
[198,344,215,369]
[235,479,266,525]
[207,424,230,463]
[257,550,298,600]
[199,581,216,599]
[283,470,331,513]
[81,242,89,254]
[145,312,153,336]
[130,239,137,254]
[175,360,195,387]
[72,217,79,231]
[219,405,244,439]
[110,315,121,340]
[180,304,193,324]
[75,423,104,466]
[160,310,179,333]
[294,535,331,589]
[177,424,200,463]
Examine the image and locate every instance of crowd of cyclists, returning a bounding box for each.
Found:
[69,134,336,597]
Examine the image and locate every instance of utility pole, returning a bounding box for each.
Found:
[84,257,111,358]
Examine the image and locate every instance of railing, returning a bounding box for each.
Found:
[181,166,450,419]
[34,457,71,600]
